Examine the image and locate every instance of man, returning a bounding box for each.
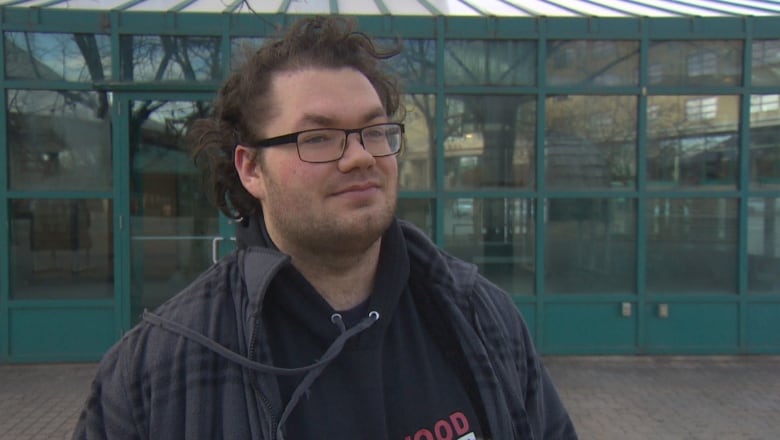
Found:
[74,16,577,440]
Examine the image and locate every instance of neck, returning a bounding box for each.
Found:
[283,239,382,311]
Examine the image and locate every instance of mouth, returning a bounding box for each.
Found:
[331,182,381,198]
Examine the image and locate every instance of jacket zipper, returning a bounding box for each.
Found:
[248,317,280,438]
[258,388,279,439]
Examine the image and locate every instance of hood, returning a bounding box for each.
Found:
[235,213,269,249]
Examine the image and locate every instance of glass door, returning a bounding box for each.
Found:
[121,94,234,324]
[3,89,117,362]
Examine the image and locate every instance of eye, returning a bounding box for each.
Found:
[299,130,338,146]
[362,127,386,140]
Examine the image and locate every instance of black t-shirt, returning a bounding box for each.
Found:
[261,226,484,439]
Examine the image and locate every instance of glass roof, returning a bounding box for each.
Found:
[0,0,779,16]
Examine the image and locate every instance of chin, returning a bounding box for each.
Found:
[338,209,394,242]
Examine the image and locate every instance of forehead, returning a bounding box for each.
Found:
[266,67,386,128]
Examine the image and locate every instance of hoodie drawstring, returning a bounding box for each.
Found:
[275,311,379,439]
[142,309,380,440]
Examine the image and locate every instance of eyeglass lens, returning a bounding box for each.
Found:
[297,124,402,162]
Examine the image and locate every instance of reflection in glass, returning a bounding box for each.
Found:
[130,238,214,317]
[748,198,780,293]
[445,40,535,86]
[381,39,436,86]
[545,95,637,189]
[752,40,780,86]
[648,40,741,87]
[10,199,113,300]
[546,40,639,86]
[443,198,535,295]
[444,95,535,189]
[397,198,433,237]
[7,89,112,191]
[647,198,737,294]
[120,35,221,81]
[129,100,218,319]
[399,94,434,190]
[5,32,111,82]
[545,198,636,294]
[647,95,738,189]
[230,37,265,70]
[750,94,780,188]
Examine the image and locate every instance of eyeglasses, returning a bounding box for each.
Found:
[251,122,405,163]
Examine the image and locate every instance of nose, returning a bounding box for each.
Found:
[338,132,375,171]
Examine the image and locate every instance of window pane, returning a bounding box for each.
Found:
[649,40,742,87]
[748,197,780,294]
[131,237,214,316]
[5,32,111,82]
[547,40,639,86]
[10,198,113,300]
[381,39,436,86]
[230,37,265,70]
[7,89,112,191]
[752,40,780,86]
[445,40,535,86]
[121,35,221,81]
[399,94,434,190]
[129,99,217,315]
[647,95,739,190]
[396,198,433,237]
[545,198,636,294]
[443,198,536,295]
[444,95,535,189]
[647,198,737,294]
[545,95,637,189]
[750,94,780,188]
[129,100,214,229]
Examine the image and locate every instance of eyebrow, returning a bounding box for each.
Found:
[298,107,388,128]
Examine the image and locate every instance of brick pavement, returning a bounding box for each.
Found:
[545,356,780,440]
[0,356,778,439]
[0,363,96,440]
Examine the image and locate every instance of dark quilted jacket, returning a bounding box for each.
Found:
[72,220,577,440]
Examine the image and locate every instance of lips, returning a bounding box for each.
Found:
[332,181,380,196]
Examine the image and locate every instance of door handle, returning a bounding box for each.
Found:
[212,237,222,264]
[658,303,670,319]
[212,236,237,263]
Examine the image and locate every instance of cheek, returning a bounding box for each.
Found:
[278,164,314,189]
[264,158,321,197]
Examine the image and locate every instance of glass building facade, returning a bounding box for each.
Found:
[1,1,779,361]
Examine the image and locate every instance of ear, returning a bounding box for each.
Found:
[234,145,266,200]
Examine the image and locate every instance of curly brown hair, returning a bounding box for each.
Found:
[189,16,403,220]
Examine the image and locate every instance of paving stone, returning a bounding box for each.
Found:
[545,356,780,440]
[1,357,778,439]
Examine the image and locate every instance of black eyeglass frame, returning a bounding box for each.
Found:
[250,122,405,163]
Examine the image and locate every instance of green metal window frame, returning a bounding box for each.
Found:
[1,9,779,360]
